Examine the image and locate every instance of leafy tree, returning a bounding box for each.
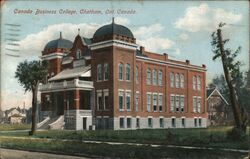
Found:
[211,23,248,136]
[15,60,48,135]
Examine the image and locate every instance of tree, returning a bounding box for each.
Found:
[211,23,248,136]
[15,60,48,135]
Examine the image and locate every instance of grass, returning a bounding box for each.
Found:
[0,124,31,131]
[0,137,247,159]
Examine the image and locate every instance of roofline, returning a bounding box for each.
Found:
[206,88,229,105]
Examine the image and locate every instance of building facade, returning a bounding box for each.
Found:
[39,19,207,130]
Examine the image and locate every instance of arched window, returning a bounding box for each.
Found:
[118,63,123,80]
[197,76,201,91]
[126,64,130,81]
[180,74,184,88]
[97,64,102,81]
[170,72,174,88]
[136,66,139,83]
[193,76,197,90]
[153,69,157,85]
[104,63,108,80]
[76,49,81,59]
[175,73,180,88]
[158,70,163,86]
[146,68,151,85]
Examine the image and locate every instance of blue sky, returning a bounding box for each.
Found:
[1,1,249,110]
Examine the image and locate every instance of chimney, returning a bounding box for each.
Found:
[60,31,62,39]
[163,53,168,61]
[186,60,190,64]
[140,46,145,54]
[202,64,206,68]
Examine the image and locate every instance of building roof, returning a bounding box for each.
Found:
[206,87,229,105]
[93,20,134,38]
[82,37,92,45]
[49,65,91,81]
[44,32,73,50]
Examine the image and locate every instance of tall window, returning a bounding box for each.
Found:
[147,93,151,112]
[104,63,108,80]
[119,91,124,110]
[193,76,197,90]
[118,63,123,80]
[148,118,152,128]
[126,64,130,81]
[136,66,139,83]
[175,95,180,112]
[170,95,175,112]
[97,64,102,81]
[175,73,180,88]
[180,96,184,112]
[197,97,201,113]
[153,94,157,111]
[158,70,163,86]
[159,118,164,128]
[193,96,197,112]
[136,118,140,128]
[158,94,163,112]
[180,74,184,88]
[153,69,157,85]
[127,118,131,128]
[171,118,176,127]
[104,91,109,110]
[76,49,81,59]
[135,93,139,112]
[194,118,198,127]
[120,118,124,128]
[97,92,103,110]
[170,73,174,88]
[197,76,201,91]
[181,118,185,127]
[146,68,151,85]
[199,118,202,127]
[126,92,131,111]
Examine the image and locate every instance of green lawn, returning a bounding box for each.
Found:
[0,124,31,131]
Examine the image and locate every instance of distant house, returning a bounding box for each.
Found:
[206,87,233,126]
[5,107,27,124]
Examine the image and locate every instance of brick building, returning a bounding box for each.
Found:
[39,19,207,130]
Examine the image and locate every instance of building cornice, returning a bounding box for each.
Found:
[41,52,66,60]
[90,40,138,51]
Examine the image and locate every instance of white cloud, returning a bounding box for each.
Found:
[178,33,189,41]
[133,23,164,38]
[174,3,242,32]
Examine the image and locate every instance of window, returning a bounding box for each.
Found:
[158,94,163,112]
[153,94,157,111]
[180,96,184,112]
[197,76,201,91]
[175,95,180,112]
[136,118,140,128]
[104,91,109,110]
[171,118,176,128]
[170,73,174,87]
[181,118,185,127]
[147,68,151,85]
[135,93,139,112]
[136,66,139,83]
[126,64,130,81]
[147,93,151,112]
[127,118,131,128]
[97,92,103,110]
[180,74,184,88]
[153,69,157,85]
[120,118,124,128]
[197,97,201,113]
[193,76,197,90]
[170,95,175,112]
[194,118,198,127]
[148,118,152,128]
[126,92,131,111]
[198,118,202,127]
[159,118,164,128]
[119,91,124,110]
[158,70,163,86]
[97,64,102,81]
[193,96,197,112]
[175,73,180,88]
[118,63,123,80]
[104,63,108,80]
[76,49,81,59]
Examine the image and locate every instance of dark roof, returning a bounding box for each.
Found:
[44,32,73,50]
[82,37,92,45]
[93,21,134,38]
[136,49,147,57]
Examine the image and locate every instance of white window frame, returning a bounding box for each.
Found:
[171,117,176,128]
[153,93,158,112]
[193,76,197,90]
[175,73,180,88]
[103,90,109,110]
[97,64,102,81]
[146,68,151,85]
[97,91,103,110]
[136,66,139,84]
[197,76,201,91]
[148,117,153,128]
[180,95,185,112]
[103,63,108,81]
[135,92,139,112]
[125,64,131,81]
[158,94,163,112]
[76,49,81,59]
[158,70,163,86]
[127,117,132,128]
[170,72,174,88]
[180,74,184,88]
[153,69,157,85]
[193,96,197,113]
[175,95,180,112]
[159,118,164,128]
[119,117,124,128]
[147,93,152,112]
[197,97,201,113]
[126,91,131,111]
[118,63,123,80]
[170,94,175,112]
[118,91,124,111]
[181,117,186,127]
